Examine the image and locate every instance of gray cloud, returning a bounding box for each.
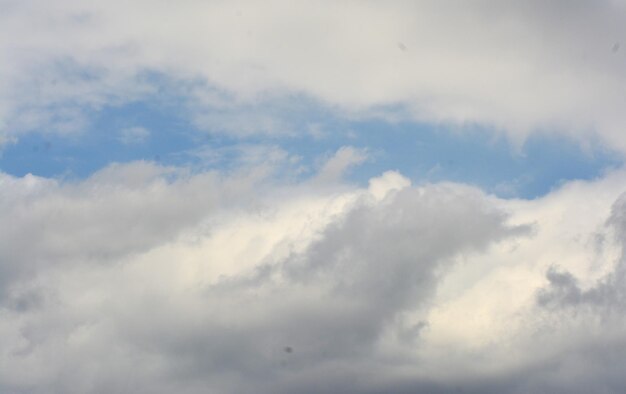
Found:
[109,185,522,394]
[518,191,626,393]
[537,192,626,311]
[2,1,626,150]
[4,164,626,393]
[0,166,528,394]
[0,161,264,302]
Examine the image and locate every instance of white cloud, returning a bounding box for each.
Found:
[0,160,522,393]
[313,146,368,184]
[2,1,626,150]
[4,157,626,392]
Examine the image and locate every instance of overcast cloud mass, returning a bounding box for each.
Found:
[2,1,626,393]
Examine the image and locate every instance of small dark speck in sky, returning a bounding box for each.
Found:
[397,42,407,51]
[284,346,293,354]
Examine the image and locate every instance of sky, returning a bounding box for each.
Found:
[2,1,626,393]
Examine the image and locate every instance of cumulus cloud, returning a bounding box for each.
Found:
[0,161,263,301]
[2,1,626,150]
[4,155,626,393]
[536,190,626,311]
[0,159,532,394]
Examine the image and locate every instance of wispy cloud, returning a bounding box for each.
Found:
[118,126,150,145]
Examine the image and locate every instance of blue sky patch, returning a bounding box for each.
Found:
[0,98,621,199]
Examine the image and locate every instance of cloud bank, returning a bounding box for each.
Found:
[2,0,626,150]
[1,159,626,393]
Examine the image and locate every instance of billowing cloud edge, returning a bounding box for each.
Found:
[2,156,626,393]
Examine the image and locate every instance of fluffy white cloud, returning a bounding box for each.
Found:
[2,1,626,150]
[2,156,626,393]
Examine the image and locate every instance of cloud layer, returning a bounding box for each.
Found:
[2,160,626,393]
[2,0,626,150]
[3,2,626,392]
